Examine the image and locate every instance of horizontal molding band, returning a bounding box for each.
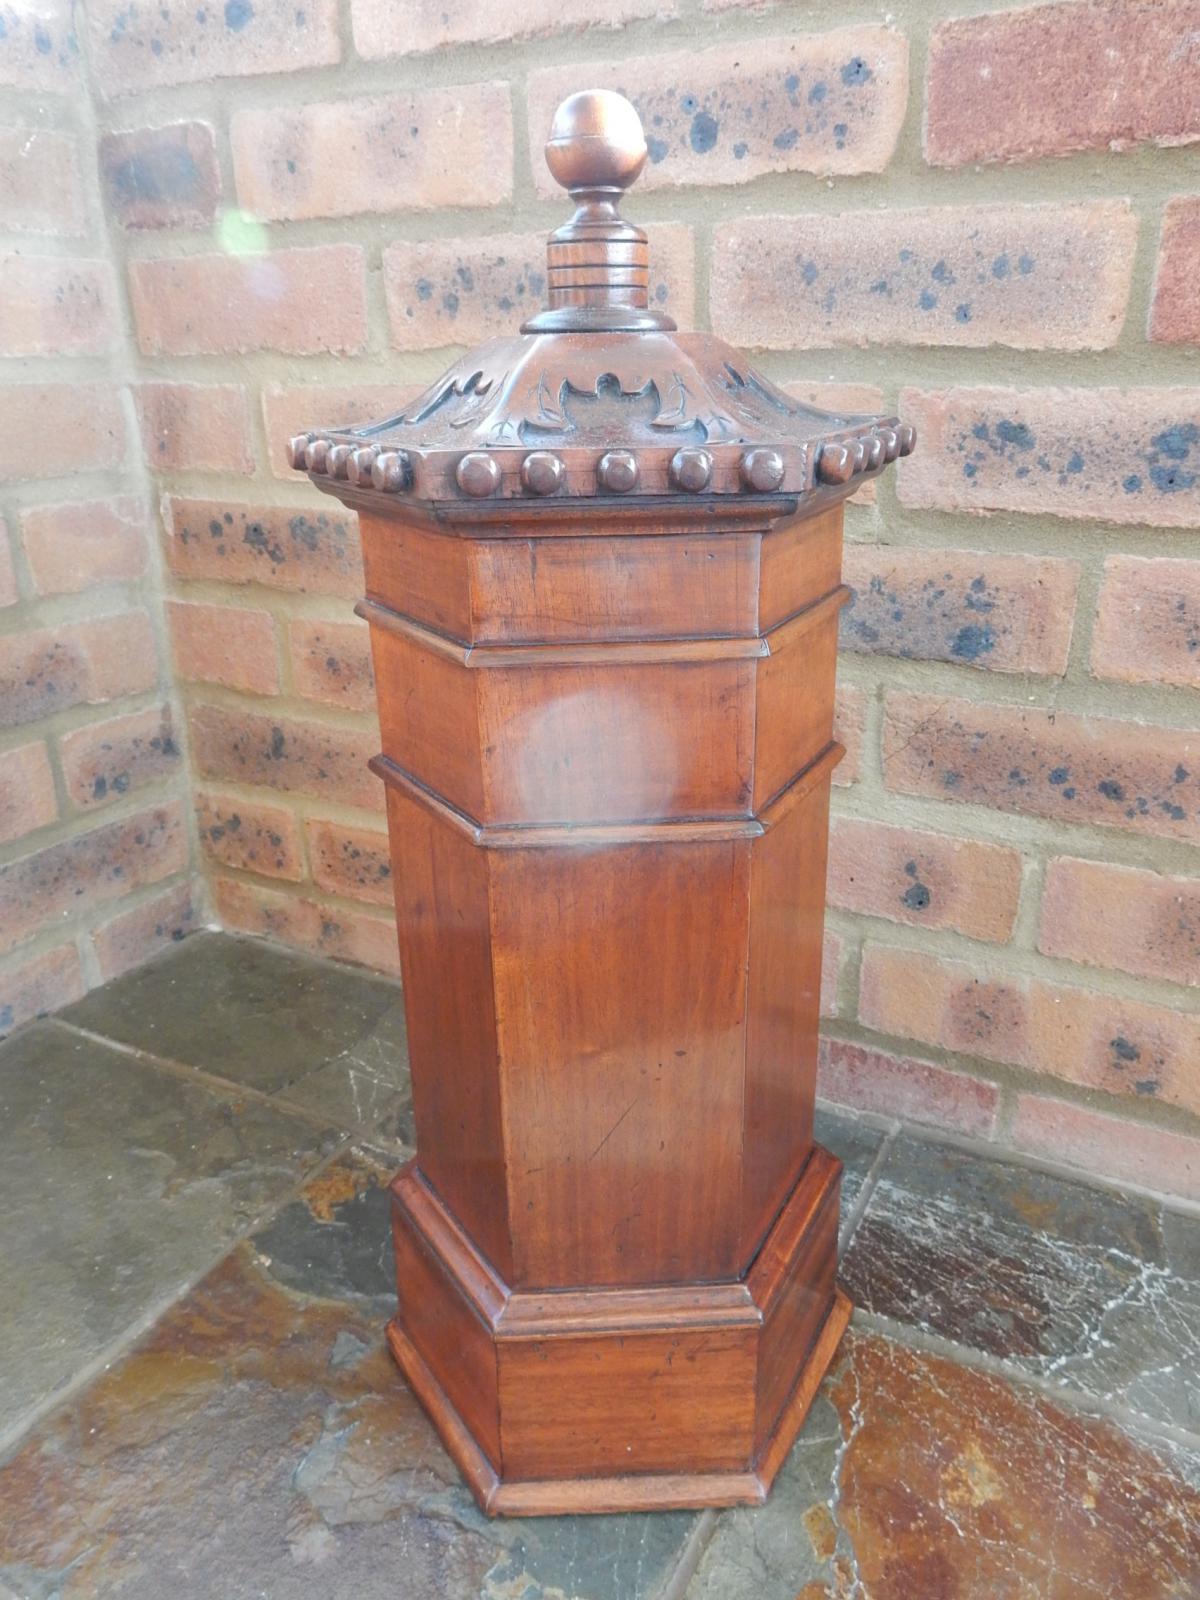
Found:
[355,584,850,669]
[369,741,843,849]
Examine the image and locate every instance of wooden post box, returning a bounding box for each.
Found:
[285,89,913,1517]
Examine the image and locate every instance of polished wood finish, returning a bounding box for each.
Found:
[284,87,914,1516]
[387,1151,850,1513]
[357,487,853,1511]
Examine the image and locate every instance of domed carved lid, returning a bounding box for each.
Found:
[288,90,913,512]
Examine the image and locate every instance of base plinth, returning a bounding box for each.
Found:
[387,1146,851,1517]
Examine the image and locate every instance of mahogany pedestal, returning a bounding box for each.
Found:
[356,496,852,1515]
[288,84,914,1518]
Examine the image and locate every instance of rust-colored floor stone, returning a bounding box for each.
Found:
[687,1329,1200,1600]
[0,1150,697,1600]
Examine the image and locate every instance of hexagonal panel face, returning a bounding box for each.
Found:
[491,836,751,1288]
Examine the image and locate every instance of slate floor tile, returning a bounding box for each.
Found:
[685,1328,1200,1599]
[839,1133,1200,1435]
[0,1151,699,1600]
[280,1057,414,1153]
[60,932,405,1096]
[0,1022,338,1442]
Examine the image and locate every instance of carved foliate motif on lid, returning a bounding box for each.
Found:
[289,89,914,510]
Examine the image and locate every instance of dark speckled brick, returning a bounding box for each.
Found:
[529,30,908,194]
[841,544,1079,675]
[884,690,1200,845]
[901,386,1200,527]
[99,124,220,229]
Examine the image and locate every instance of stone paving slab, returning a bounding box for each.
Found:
[0,1150,699,1600]
[840,1133,1200,1436]
[61,932,406,1098]
[685,1327,1200,1599]
[0,1020,338,1444]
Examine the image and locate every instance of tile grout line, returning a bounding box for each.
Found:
[837,1117,900,1255]
[654,1509,720,1600]
[0,1125,360,1464]
[851,1307,1200,1458]
[50,1014,416,1170]
[48,1016,340,1131]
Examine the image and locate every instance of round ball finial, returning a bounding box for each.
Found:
[545,89,647,193]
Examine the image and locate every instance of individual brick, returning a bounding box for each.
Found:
[820,930,842,1018]
[165,498,363,598]
[134,382,254,476]
[188,703,383,813]
[1149,197,1200,344]
[883,692,1200,846]
[0,384,124,482]
[307,818,392,907]
[0,0,79,92]
[0,126,85,234]
[1011,1095,1200,1202]
[784,381,885,504]
[0,802,186,954]
[833,684,865,786]
[0,525,16,607]
[195,789,302,881]
[352,0,667,59]
[898,386,1200,529]
[20,497,147,595]
[98,122,220,230]
[0,945,84,1036]
[926,0,1200,168]
[1040,856,1200,990]
[817,1036,1000,1139]
[0,742,57,845]
[713,201,1135,352]
[86,0,338,95]
[859,944,1200,1117]
[1091,555,1200,689]
[90,882,201,981]
[527,29,909,194]
[213,875,399,976]
[859,945,1027,1066]
[0,613,157,731]
[840,546,1080,676]
[288,618,374,711]
[827,818,1022,943]
[261,383,416,479]
[231,85,512,223]
[59,704,181,810]
[129,246,366,357]
[166,599,279,697]
[384,225,695,350]
[0,253,117,357]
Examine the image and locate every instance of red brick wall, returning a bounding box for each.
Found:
[9,0,1200,1197]
[0,16,200,1032]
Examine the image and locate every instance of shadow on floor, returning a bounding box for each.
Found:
[0,931,1196,1598]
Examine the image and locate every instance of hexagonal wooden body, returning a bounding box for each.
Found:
[358,496,851,1514]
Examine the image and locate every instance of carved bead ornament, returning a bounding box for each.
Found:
[288,92,914,509]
